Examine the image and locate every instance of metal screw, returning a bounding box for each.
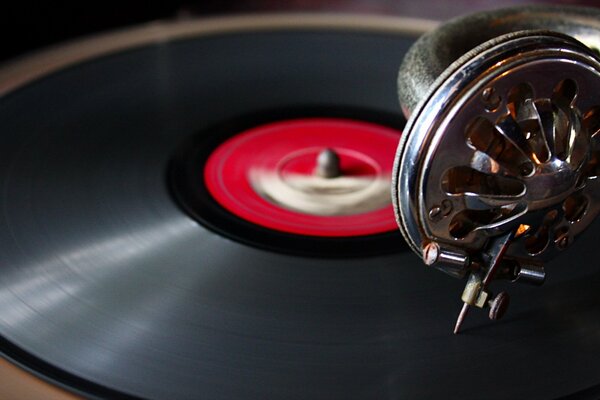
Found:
[422,242,440,266]
[488,291,510,320]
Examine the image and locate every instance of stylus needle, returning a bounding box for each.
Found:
[453,303,469,334]
[453,231,515,334]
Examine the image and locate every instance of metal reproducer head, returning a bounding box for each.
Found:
[393,6,600,333]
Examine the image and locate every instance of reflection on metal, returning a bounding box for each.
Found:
[394,6,600,332]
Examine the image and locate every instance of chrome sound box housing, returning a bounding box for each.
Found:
[394,6,600,332]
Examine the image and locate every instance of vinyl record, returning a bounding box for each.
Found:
[1,15,600,400]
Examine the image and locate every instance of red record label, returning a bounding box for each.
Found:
[204,118,401,237]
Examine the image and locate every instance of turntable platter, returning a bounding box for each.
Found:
[1,15,600,400]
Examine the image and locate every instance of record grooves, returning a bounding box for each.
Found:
[1,13,600,400]
[0,335,142,399]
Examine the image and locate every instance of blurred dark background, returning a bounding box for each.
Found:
[2,1,600,63]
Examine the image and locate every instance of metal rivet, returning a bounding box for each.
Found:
[440,199,453,216]
[428,206,442,221]
[555,232,569,250]
[481,87,501,111]
[519,162,534,176]
[429,200,452,222]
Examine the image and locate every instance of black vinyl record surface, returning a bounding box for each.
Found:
[1,15,600,400]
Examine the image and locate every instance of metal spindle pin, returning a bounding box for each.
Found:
[315,148,341,178]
